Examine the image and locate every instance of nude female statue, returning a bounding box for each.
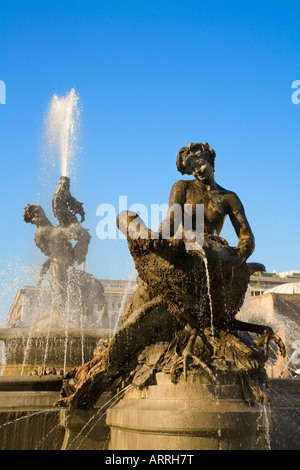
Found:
[160,142,254,265]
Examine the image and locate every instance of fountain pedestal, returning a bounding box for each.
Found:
[59,391,113,450]
[106,372,269,450]
[0,327,111,376]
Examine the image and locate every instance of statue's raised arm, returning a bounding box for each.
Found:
[225,190,255,264]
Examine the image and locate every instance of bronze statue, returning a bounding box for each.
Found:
[52,176,85,227]
[24,177,105,326]
[54,143,285,409]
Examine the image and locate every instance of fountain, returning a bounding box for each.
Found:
[0,108,299,449]
[54,142,298,450]
[0,90,109,376]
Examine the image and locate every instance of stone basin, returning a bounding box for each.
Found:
[0,327,112,375]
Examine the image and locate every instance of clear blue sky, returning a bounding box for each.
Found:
[0,0,299,323]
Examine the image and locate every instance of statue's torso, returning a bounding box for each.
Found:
[183,180,230,235]
[35,226,74,263]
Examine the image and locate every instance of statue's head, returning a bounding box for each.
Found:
[23,204,48,225]
[176,142,216,176]
[58,176,70,190]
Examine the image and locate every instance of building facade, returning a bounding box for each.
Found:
[6,279,137,330]
[249,270,300,297]
[98,279,137,330]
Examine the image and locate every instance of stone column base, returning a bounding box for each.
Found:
[107,372,270,450]
[59,392,113,450]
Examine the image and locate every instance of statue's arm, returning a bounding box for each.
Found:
[159,180,187,237]
[227,192,255,263]
[68,194,85,222]
[38,258,51,285]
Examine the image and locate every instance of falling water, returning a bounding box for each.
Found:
[62,285,71,376]
[112,267,136,336]
[20,330,33,376]
[21,287,46,375]
[0,408,58,432]
[67,385,133,450]
[79,306,85,366]
[203,257,214,338]
[262,403,272,450]
[77,285,85,366]
[0,340,6,375]
[42,323,52,373]
[279,339,300,378]
[45,88,80,177]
